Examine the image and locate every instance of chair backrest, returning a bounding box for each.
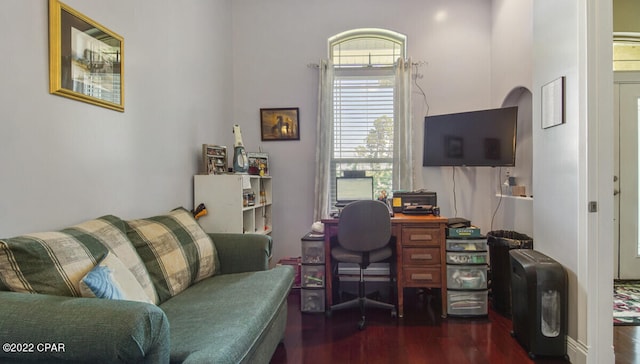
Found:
[337,200,392,252]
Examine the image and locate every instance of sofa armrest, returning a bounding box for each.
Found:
[209,233,272,274]
[0,291,170,364]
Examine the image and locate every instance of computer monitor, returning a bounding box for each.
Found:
[335,177,374,207]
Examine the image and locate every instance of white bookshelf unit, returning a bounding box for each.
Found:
[194,174,272,234]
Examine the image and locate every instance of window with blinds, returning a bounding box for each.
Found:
[331,72,394,199]
[328,29,405,205]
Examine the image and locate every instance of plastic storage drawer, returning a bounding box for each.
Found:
[301,264,325,288]
[301,288,325,313]
[446,251,488,265]
[447,265,488,290]
[301,239,325,264]
[447,290,488,316]
[446,238,488,252]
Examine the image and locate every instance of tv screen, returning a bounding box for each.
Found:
[422,106,518,167]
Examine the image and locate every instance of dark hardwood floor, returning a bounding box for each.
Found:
[615,326,640,364]
[271,289,573,364]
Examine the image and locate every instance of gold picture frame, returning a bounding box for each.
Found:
[260,108,300,141]
[49,0,124,112]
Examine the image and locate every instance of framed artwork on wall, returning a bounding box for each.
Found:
[541,76,565,129]
[260,108,300,141]
[49,0,124,112]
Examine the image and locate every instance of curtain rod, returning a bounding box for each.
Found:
[307,61,426,69]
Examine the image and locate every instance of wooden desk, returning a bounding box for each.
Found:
[322,213,448,318]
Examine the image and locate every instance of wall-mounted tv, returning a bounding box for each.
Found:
[422,106,518,167]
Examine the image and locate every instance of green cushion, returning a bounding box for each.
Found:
[126,208,218,303]
[160,265,294,364]
[0,215,158,304]
[0,291,170,363]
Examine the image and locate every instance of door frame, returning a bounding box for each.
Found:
[614,72,640,279]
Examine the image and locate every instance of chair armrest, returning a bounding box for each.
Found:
[209,233,272,274]
[0,291,169,364]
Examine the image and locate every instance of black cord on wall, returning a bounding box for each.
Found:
[490,167,503,231]
[452,167,458,218]
[413,62,429,117]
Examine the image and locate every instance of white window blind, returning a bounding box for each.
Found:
[331,71,395,199]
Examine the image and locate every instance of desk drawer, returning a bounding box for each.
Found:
[446,251,488,265]
[446,265,488,290]
[402,227,442,246]
[403,267,441,285]
[301,264,325,288]
[445,238,487,252]
[403,247,441,265]
[447,290,488,316]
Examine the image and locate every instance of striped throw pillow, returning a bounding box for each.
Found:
[126,208,217,303]
[0,216,127,297]
[85,215,158,304]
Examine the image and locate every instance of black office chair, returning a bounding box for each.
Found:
[328,200,397,329]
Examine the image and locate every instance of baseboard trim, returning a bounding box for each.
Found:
[567,335,587,364]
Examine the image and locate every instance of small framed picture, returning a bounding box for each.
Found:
[247,152,269,176]
[260,108,300,141]
[541,76,565,129]
[202,144,227,175]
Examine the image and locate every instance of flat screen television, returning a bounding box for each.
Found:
[422,106,518,167]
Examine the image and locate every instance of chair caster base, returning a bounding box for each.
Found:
[358,318,366,330]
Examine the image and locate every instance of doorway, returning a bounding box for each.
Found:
[614,73,640,279]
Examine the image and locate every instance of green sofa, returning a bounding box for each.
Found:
[0,210,294,364]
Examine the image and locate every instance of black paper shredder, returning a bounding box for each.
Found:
[509,249,568,360]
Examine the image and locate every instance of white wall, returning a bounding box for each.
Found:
[0,0,233,234]
[487,0,534,237]
[532,0,614,363]
[533,0,582,354]
[230,0,494,263]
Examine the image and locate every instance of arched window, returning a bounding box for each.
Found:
[614,34,640,71]
[330,28,406,67]
[326,29,408,204]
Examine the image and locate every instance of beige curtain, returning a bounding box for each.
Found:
[393,57,414,191]
[314,58,413,220]
[313,59,334,221]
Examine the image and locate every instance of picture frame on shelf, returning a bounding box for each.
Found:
[247,152,269,176]
[48,0,124,112]
[202,144,227,175]
[260,108,300,141]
